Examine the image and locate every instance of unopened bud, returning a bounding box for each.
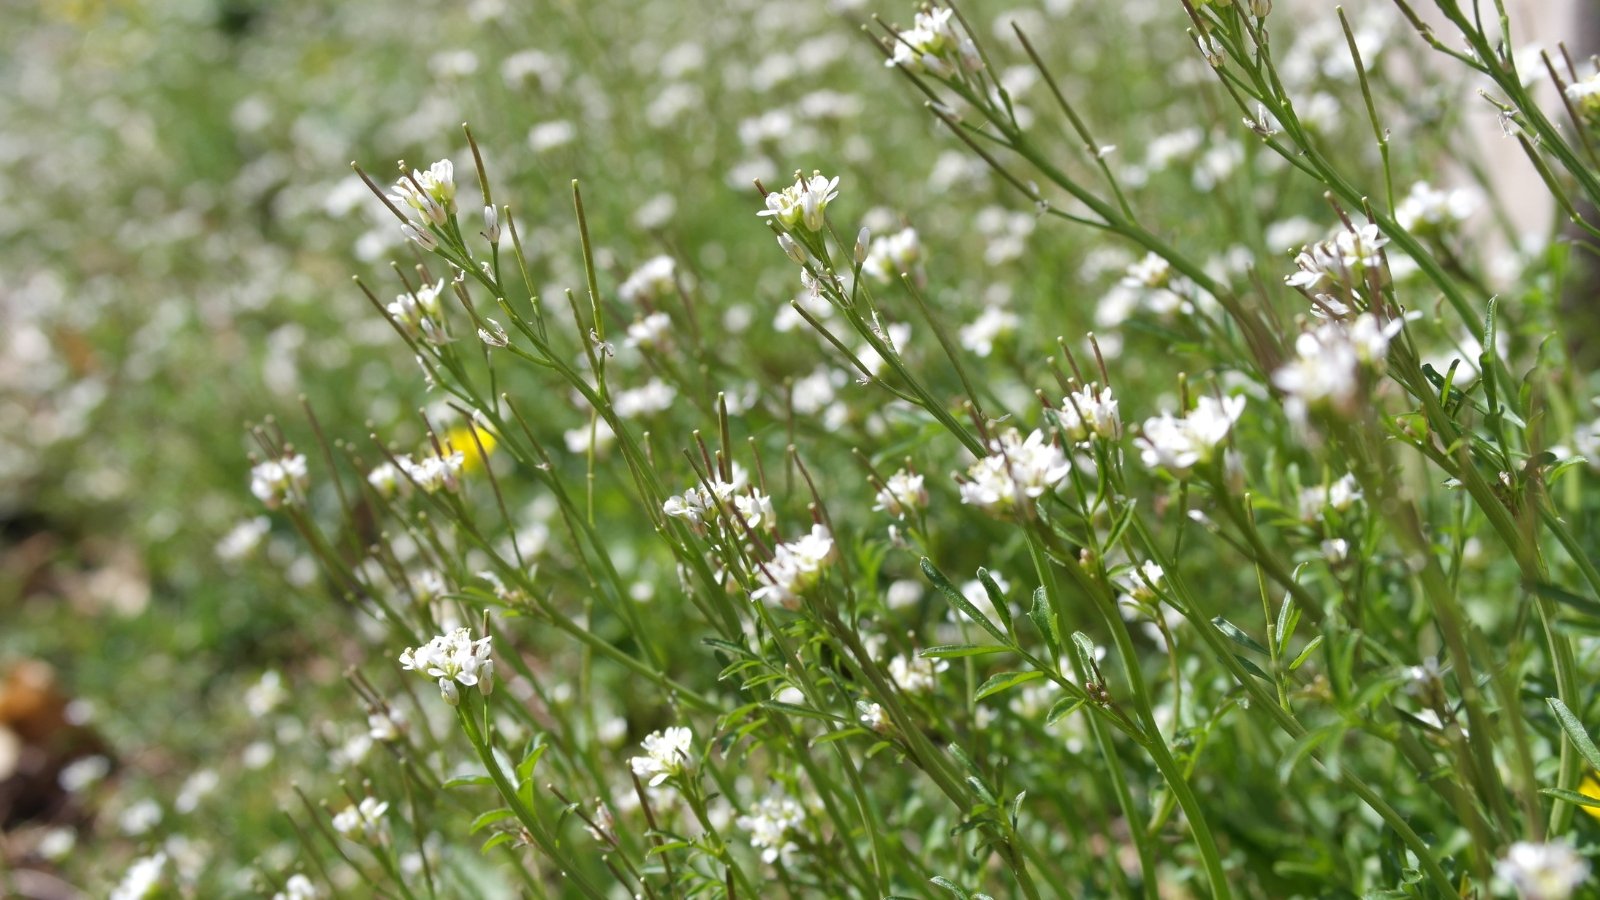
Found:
[777,233,807,265]
[1249,0,1270,16]
[854,226,870,264]
[483,204,501,243]
[401,222,438,251]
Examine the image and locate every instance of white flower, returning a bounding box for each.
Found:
[759,171,840,232]
[398,449,465,494]
[619,256,677,305]
[884,6,981,74]
[958,306,1019,358]
[245,670,288,718]
[386,279,449,344]
[873,469,928,518]
[1298,474,1363,520]
[1273,315,1400,427]
[888,653,947,693]
[399,628,495,706]
[737,792,807,865]
[733,489,778,532]
[857,700,891,733]
[109,851,168,900]
[629,726,694,787]
[1058,383,1121,443]
[957,428,1072,516]
[273,873,320,900]
[1567,73,1600,118]
[752,525,837,609]
[478,318,510,349]
[388,160,457,226]
[331,796,390,841]
[250,453,308,509]
[1394,181,1478,235]
[366,461,406,499]
[215,516,271,562]
[1285,224,1388,293]
[1136,395,1246,477]
[1495,841,1589,900]
[863,226,922,283]
[626,311,674,349]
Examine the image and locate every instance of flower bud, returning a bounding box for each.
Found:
[483,204,500,243]
[854,226,870,264]
[777,233,807,265]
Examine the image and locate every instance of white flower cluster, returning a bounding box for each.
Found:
[662,466,775,535]
[1099,253,1200,324]
[1057,383,1121,443]
[386,279,448,344]
[873,469,928,518]
[250,453,308,509]
[862,226,922,284]
[1394,181,1478,235]
[629,726,694,787]
[1272,313,1401,426]
[1297,473,1362,521]
[752,524,837,609]
[398,627,494,706]
[957,428,1072,517]
[737,791,807,865]
[272,873,319,900]
[388,159,457,249]
[1136,395,1246,478]
[759,171,839,233]
[1285,224,1388,294]
[883,6,981,77]
[1495,840,1589,900]
[888,653,947,693]
[109,851,168,900]
[626,311,674,349]
[1566,72,1600,119]
[331,796,390,841]
[395,449,466,494]
[619,255,677,305]
[958,306,1019,358]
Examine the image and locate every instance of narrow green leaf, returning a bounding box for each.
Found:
[443,774,495,790]
[922,557,1008,644]
[974,670,1045,702]
[1289,635,1324,671]
[930,876,970,899]
[1045,696,1086,726]
[1235,655,1272,681]
[1213,616,1268,655]
[1530,581,1600,619]
[1071,631,1099,677]
[479,831,517,854]
[1541,787,1600,809]
[920,643,1013,659]
[1030,586,1061,657]
[976,567,1014,634]
[1548,698,1600,771]
[469,808,515,834]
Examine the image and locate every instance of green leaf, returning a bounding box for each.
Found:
[469,808,515,834]
[974,670,1045,702]
[1541,787,1600,809]
[1548,698,1600,771]
[702,637,753,658]
[479,831,517,854]
[930,875,970,899]
[1235,655,1272,681]
[922,557,1008,644]
[1029,586,1061,657]
[1276,593,1302,657]
[1071,631,1099,677]
[1289,635,1324,671]
[1213,616,1268,655]
[1278,724,1340,785]
[443,774,495,790]
[919,643,1013,659]
[1045,696,1086,726]
[762,701,848,724]
[976,567,1014,634]
[1530,581,1600,619]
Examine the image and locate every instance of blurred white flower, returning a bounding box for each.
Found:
[1136,395,1246,478]
[109,851,168,900]
[863,226,922,283]
[273,873,320,900]
[737,791,806,865]
[331,796,389,841]
[216,516,271,562]
[888,653,947,693]
[873,469,928,518]
[752,524,837,609]
[1394,181,1478,235]
[250,453,308,509]
[1058,383,1121,443]
[958,306,1019,358]
[1495,841,1589,900]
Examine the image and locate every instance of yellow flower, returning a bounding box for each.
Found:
[1579,773,1600,821]
[442,424,497,474]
